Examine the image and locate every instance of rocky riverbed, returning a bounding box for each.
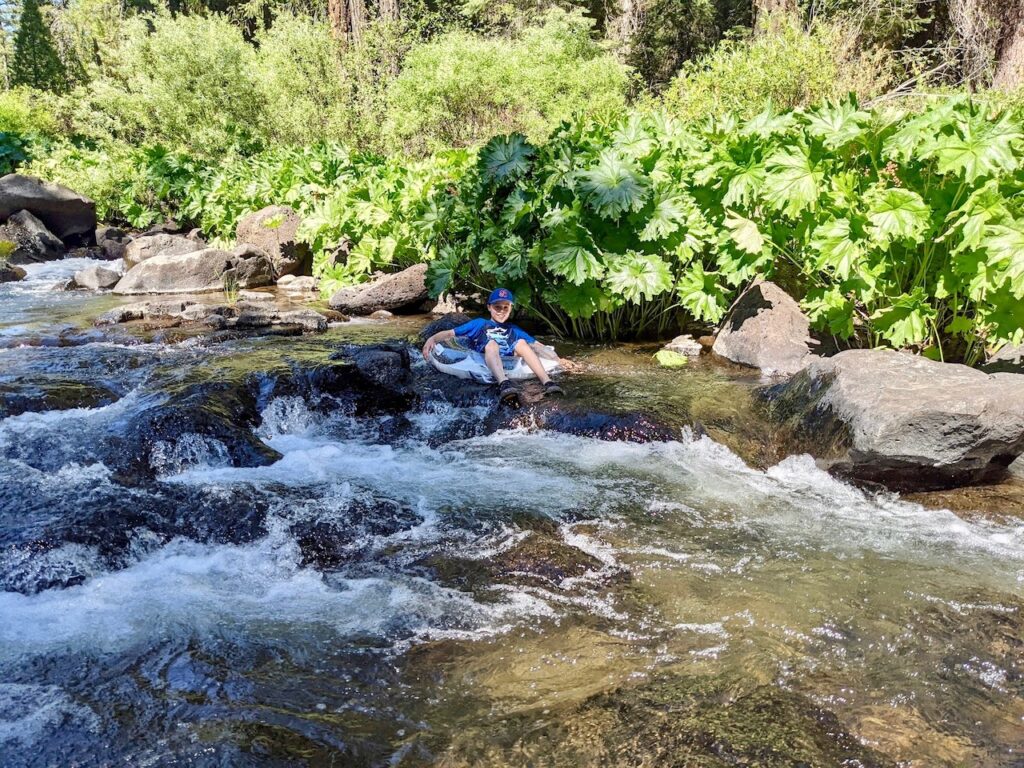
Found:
[2,257,1024,767]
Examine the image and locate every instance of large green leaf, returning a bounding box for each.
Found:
[603,251,674,303]
[639,194,687,242]
[676,263,729,323]
[577,150,651,220]
[929,112,1022,183]
[541,225,604,285]
[981,221,1024,297]
[865,187,930,246]
[809,218,864,280]
[763,147,821,218]
[612,114,657,160]
[804,100,869,149]
[555,280,609,320]
[870,289,936,348]
[740,107,796,139]
[802,286,855,338]
[479,134,535,185]
[721,158,766,208]
[724,211,764,255]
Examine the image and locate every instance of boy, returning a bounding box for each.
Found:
[421,287,565,404]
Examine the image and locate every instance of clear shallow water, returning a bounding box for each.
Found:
[2,266,1023,766]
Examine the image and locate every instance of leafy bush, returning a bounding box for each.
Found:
[430,99,1024,360]
[66,12,268,156]
[0,87,58,137]
[300,150,471,296]
[385,8,630,154]
[662,22,894,120]
[254,13,351,147]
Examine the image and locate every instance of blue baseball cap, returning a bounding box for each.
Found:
[487,287,515,305]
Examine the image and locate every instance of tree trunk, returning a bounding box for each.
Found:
[612,0,642,44]
[349,0,366,44]
[328,0,349,42]
[992,4,1024,90]
[379,0,399,23]
[754,0,797,36]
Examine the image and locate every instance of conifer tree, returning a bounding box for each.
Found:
[10,0,67,93]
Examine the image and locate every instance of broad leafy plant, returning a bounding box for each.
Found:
[429,98,1024,359]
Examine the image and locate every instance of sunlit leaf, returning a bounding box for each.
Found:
[865,187,930,246]
[603,251,674,303]
[763,147,821,218]
[577,150,651,220]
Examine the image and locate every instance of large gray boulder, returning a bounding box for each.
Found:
[0,210,65,264]
[328,263,429,315]
[73,264,121,290]
[983,343,1024,374]
[0,174,96,242]
[123,233,203,270]
[767,349,1024,490]
[235,205,311,278]
[113,248,273,295]
[713,280,814,376]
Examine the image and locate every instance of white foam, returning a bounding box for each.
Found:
[0,684,100,747]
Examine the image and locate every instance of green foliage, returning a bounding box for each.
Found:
[431,98,1024,359]
[655,349,689,367]
[11,0,68,93]
[628,0,720,91]
[385,8,630,155]
[662,22,894,121]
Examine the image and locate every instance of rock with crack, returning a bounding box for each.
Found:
[113,247,273,294]
[123,233,204,270]
[0,210,65,263]
[73,264,121,291]
[235,205,311,278]
[712,280,815,376]
[0,174,96,243]
[328,263,429,315]
[765,349,1024,490]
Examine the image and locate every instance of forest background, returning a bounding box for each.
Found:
[0,0,1022,358]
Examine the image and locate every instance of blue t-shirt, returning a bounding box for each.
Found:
[454,318,536,356]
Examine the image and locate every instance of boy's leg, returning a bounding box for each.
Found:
[483,341,508,384]
[513,340,552,384]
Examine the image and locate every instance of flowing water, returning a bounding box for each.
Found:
[2,260,1023,767]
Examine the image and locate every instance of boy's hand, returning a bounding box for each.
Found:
[422,339,435,360]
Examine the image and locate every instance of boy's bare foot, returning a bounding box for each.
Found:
[498,379,520,406]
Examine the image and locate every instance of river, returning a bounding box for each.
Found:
[2,259,1022,766]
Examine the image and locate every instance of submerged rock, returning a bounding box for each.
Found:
[765,349,1024,490]
[328,263,429,315]
[0,379,120,419]
[0,173,96,242]
[712,280,815,376]
[0,262,26,283]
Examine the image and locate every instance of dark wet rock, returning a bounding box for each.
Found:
[0,379,120,418]
[123,233,203,270]
[0,209,65,263]
[462,673,895,767]
[712,279,815,376]
[494,401,677,443]
[418,312,472,343]
[490,533,604,584]
[292,500,422,569]
[328,263,429,315]
[235,205,311,278]
[765,349,1024,490]
[114,247,273,294]
[96,225,130,261]
[73,264,121,291]
[0,261,26,282]
[0,173,96,242]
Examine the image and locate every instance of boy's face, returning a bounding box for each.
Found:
[488,301,513,323]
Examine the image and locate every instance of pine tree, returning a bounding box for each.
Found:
[10,0,67,93]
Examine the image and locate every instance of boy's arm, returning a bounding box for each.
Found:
[422,329,456,360]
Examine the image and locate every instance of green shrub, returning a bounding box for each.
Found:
[662,22,894,121]
[254,13,351,147]
[68,12,268,156]
[0,87,58,137]
[430,99,1024,361]
[385,8,631,155]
